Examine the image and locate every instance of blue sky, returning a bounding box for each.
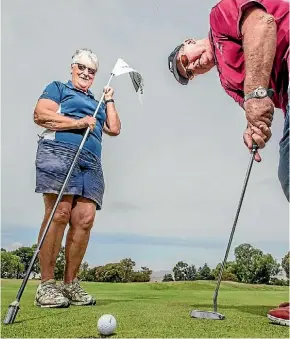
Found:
[1,0,289,271]
[2,226,288,271]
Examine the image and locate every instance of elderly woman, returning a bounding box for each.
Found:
[33,48,121,308]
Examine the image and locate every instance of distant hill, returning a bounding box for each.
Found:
[150,270,173,282]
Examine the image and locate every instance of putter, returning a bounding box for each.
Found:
[3,74,114,325]
[190,144,259,320]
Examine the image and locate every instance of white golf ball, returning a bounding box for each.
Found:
[97,314,117,336]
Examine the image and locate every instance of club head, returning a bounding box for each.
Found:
[190,310,225,320]
[3,301,20,325]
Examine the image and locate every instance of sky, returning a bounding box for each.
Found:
[1,0,289,272]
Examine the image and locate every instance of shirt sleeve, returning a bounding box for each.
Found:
[219,73,245,109]
[38,81,62,104]
[225,87,245,109]
[210,0,267,39]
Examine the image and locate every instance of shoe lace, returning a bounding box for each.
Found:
[72,280,88,297]
[42,283,63,297]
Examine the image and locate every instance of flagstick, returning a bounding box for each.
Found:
[92,73,114,119]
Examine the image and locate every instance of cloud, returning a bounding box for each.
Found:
[7,242,23,251]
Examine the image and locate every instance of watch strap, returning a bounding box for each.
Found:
[105,99,114,104]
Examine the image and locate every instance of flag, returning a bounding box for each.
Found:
[111,58,144,103]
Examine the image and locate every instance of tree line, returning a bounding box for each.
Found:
[1,243,289,285]
[0,246,151,283]
[163,244,289,286]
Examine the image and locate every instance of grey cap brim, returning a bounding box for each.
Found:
[168,44,189,85]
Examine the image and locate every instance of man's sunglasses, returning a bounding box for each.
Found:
[180,54,194,78]
[74,63,96,75]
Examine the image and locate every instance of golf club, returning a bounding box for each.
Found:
[3,74,114,325]
[190,144,259,320]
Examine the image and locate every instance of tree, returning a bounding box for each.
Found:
[252,253,280,284]
[95,263,123,282]
[119,258,136,282]
[212,261,237,281]
[12,245,40,278]
[12,246,33,277]
[79,265,98,282]
[282,251,289,279]
[31,244,40,278]
[131,267,152,282]
[1,251,24,278]
[197,263,213,280]
[173,261,189,281]
[54,246,65,281]
[219,272,238,282]
[140,266,152,282]
[78,261,89,281]
[162,273,174,282]
[269,277,289,286]
[187,265,197,281]
[86,267,97,281]
[234,243,280,284]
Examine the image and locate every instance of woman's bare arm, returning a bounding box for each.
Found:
[34,98,95,131]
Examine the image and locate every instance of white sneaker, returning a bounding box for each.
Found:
[60,278,96,306]
[34,279,70,308]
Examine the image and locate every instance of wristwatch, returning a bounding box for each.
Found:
[244,86,274,102]
[105,99,114,104]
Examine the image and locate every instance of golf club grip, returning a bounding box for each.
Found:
[213,150,256,312]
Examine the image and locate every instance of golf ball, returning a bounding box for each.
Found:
[97,314,117,336]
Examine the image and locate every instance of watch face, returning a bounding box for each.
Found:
[256,88,267,98]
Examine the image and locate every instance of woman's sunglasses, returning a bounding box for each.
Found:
[180,55,194,78]
[74,63,96,76]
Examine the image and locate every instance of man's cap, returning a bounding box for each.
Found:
[168,44,189,85]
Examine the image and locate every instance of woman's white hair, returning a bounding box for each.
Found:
[71,48,99,70]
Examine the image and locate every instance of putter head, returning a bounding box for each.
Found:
[3,301,20,325]
[190,310,225,320]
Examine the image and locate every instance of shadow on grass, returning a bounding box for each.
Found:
[6,299,134,324]
[132,295,160,300]
[189,303,276,317]
[2,295,163,325]
[80,334,116,339]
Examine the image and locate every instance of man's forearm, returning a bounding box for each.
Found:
[242,8,277,94]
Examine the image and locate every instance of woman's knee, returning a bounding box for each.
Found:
[54,206,71,225]
[70,202,96,232]
[77,211,95,231]
[43,194,73,226]
[44,205,71,226]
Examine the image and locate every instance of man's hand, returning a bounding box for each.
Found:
[243,123,272,162]
[244,97,274,129]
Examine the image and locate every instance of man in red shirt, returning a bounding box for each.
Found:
[168,0,289,326]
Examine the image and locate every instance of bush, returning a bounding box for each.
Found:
[216,272,238,282]
[162,273,174,282]
[269,277,289,286]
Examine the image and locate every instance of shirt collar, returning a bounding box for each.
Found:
[64,80,95,98]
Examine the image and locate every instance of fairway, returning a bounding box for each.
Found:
[1,279,289,338]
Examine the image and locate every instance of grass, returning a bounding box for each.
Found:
[1,279,289,338]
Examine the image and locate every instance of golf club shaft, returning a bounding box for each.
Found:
[213,145,258,312]
[12,74,114,303]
